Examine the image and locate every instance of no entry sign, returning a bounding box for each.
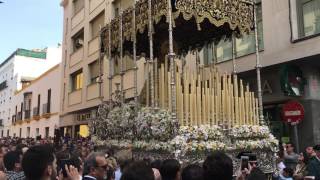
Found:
[282,101,304,125]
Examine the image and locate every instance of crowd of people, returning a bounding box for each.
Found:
[275,142,320,180]
[0,136,319,180]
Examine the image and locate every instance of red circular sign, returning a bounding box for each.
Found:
[282,101,304,125]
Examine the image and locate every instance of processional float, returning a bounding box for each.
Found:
[92,0,278,173]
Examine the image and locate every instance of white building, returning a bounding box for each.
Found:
[0,47,61,137]
[10,64,61,138]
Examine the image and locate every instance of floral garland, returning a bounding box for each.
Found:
[229,125,271,139]
[91,102,279,157]
[134,107,177,141]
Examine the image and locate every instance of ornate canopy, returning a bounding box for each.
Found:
[101,0,254,57]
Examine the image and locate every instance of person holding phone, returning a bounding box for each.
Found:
[306,145,320,180]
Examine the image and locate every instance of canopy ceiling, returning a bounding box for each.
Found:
[101,0,254,57]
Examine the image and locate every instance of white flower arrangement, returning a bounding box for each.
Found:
[135,107,176,141]
[179,125,223,140]
[232,134,279,151]
[91,102,279,156]
[229,125,270,139]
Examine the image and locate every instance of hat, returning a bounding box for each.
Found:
[313,144,320,152]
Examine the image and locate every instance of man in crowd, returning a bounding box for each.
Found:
[83,152,108,180]
[3,151,24,180]
[283,142,300,170]
[160,159,181,180]
[22,145,58,180]
[121,161,154,180]
[203,151,233,180]
[307,144,320,180]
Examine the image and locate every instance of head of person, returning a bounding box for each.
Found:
[83,152,108,180]
[247,168,267,180]
[181,164,203,180]
[0,145,8,159]
[22,145,57,180]
[298,151,309,165]
[120,161,154,180]
[305,146,314,157]
[282,167,294,178]
[151,160,162,171]
[160,159,181,180]
[286,142,295,154]
[3,151,22,172]
[313,144,320,158]
[203,151,233,180]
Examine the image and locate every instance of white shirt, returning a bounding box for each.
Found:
[115,168,122,180]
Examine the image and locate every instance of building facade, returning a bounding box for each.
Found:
[60,0,142,137]
[209,0,320,149]
[10,64,61,138]
[60,0,320,148]
[0,47,62,137]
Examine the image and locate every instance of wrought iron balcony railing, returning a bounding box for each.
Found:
[42,103,51,114]
[24,110,31,119]
[17,112,22,121]
[33,107,40,117]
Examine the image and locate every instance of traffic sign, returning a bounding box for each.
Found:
[282,101,304,125]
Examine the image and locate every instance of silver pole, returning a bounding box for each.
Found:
[120,12,124,103]
[98,26,104,102]
[108,26,113,104]
[254,3,264,124]
[167,0,177,127]
[148,0,155,108]
[232,32,237,74]
[133,5,138,109]
[293,124,300,153]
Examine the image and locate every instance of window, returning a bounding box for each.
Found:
[216,37,233,62]
[71,70,83,91]
[203,1,263,63]
[36,128,39,137]
[89,60,101,84]
[45,127,49,138]
[47,89,51,113]
[90,11,105,39]
[27,127,30,138]
[203,43,214,65]
[297,0,320,37]
[73,0,84,15]
[72,29,84,52]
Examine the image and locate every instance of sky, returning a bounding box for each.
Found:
[0,0,62,61]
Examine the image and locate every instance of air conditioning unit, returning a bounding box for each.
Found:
[75,39,83,48]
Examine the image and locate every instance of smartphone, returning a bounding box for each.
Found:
[241,156,249,170]
[59,159,74,177]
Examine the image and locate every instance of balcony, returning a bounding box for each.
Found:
[17,112,22,121]
[24,110,31,120]
[12,115,16,124]
[89,0,104,13]
[70,47,83,67]
[88,36,99,56]
[87,82,99,100]
[33,107,40,120]
[42,103,51,118]
[69,89,82,106]
[16,112,22,124]
[71,8,84,29]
